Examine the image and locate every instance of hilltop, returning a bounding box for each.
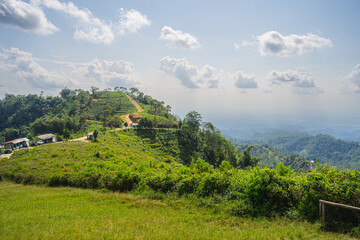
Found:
[0,87,177,143]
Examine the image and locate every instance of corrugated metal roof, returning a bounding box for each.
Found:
[4,138,29,145]
[37,134,56,140]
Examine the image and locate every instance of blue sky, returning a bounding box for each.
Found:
[0,0,360,138]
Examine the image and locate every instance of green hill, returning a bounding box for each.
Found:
[0,87,178,143]
[236,144,312,171]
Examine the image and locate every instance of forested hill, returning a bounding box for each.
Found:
[0,87,177,143]
[229,132,360,170]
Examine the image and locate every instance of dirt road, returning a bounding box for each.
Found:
[71,94,143,142]
[126,95,143,112]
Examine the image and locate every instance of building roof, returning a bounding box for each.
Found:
[87,132,93,136]
[37,134,56,140]
[4,138,30,145]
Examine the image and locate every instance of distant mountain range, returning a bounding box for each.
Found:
[228,131,360,170]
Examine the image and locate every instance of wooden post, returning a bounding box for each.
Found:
[319,200,360,225]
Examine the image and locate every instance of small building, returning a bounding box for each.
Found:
[87,131,100,140]
[4,138,30,151]
[87,132,94,140]
[37,134,56,144]
[129,113,144,123]
[132,123,138,128]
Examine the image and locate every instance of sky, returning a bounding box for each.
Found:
[0,0,360,139]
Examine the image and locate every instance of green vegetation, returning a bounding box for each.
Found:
[0,87,180,144]
[230,132,360,170]
[1,182,355,240]
[0,88,134,142]
[236,144,312,171]
[1,130,359,236]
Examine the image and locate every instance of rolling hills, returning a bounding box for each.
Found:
[230,132,360,170]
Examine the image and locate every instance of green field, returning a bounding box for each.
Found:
[0,181,355,240]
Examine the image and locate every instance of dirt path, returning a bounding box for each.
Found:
[0,147,34,160]
[70,94,143,142]
[126,95,143,112]
[69,136,89,142]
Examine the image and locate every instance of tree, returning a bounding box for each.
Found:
[124,122,128,127]
[63,128,71,141]
[60,87,73,100]
[139,117,153,128]
[0,136,5,145]
[102,105,115,126]
[93,130,99,142]
[90,86,99,97]
[240,146,259,168]
[184,111,202,133]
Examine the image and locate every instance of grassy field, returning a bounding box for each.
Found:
[0,181,355,240]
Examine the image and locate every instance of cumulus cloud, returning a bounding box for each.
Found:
[160,26,200,49]
[0,47,140,93]
[0,47,72,89]
[233,71,257,89]
[32,0,114,44]
[0,0,150,44]
[267,68,322,93]
[76,58,139,88]
[117,8,151,35]
[257,31,332,56]
[341,63,360,93]
[0,0,58,34]
[159,56,219,88]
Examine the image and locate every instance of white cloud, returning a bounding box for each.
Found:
[267,68,322,93]
[160,26,200,49]
[233,71,257,89]
[0,47,72,89]
[1,1,151,44]
[32,0,114,44]
[117,8,151,35]
[257,31,332,57]
[159,56,219,88]
[77,58,139,88]
[0,0,58,34]
[341,63,360,93]
[0,47,140,94]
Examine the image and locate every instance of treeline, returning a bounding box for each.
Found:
[128,87,177,121]
[236,144,315,171]
[151,111,258,168]
[231,132,360,170]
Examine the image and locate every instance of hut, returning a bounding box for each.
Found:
[87,132,94,140]
[129,113,143,123]
[4,138,30,151]
[37,134,56,143]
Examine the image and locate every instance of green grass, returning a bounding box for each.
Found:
[0,130,181,184]
[0,181,355,240]
[91,91,137,117]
